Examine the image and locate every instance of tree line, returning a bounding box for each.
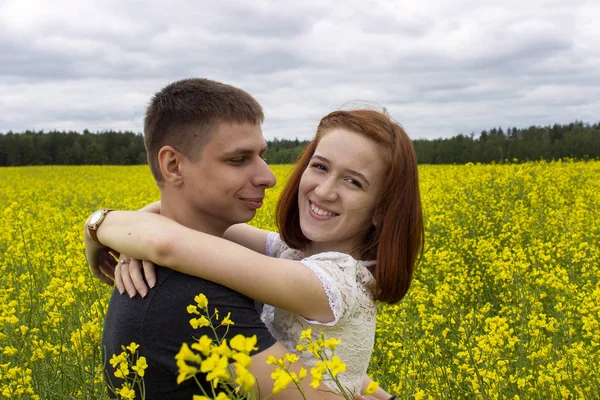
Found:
[0,121,598,166]
[413,121,600,164]
[0,130,147,166]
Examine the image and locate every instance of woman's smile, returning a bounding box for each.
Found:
[308,200,339,219]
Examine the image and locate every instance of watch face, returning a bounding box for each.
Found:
[89,210,104,225]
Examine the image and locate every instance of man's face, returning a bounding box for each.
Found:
[178,122,276,230]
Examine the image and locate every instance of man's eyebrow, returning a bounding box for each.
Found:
[223,145,268,156]
[312,155,370,186]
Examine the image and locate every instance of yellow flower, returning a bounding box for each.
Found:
[286,353,299,364]
[132,356,148,377]
[221,312,234,326]
[300,329,312,340]
[191,336,213,356]
[234,363,256,392]
[175,343,202,364]
[414,389,426,400]
[126,342,139,354]
[266,355,286,368]
[296,343,307,351]
[325,356,346,377]
[205,356,230,386]
[365,381,379,395]
[114,361,130,379]
[307,341,322,359]
[3,346,18,356]
[109,352,127,368]
[232,352,251,368]
[298,368,307,379]
[271,368,293,393]
[190,316,210,329]
[214,340,232,358]
[230,334,258,354]
[310,364,325,388]
[187,304,200,315]
[115,383,136,399]
[194,293,208,309]
[323,337,341,351]
[176,358,199,384]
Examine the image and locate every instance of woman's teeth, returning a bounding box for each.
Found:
[310,203,337,217]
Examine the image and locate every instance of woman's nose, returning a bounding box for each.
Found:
[314,178,338,201]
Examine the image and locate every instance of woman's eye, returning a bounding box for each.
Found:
[311,163,327,171]
[347,178,363,188]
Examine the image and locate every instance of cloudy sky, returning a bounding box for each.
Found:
[1,0,598,140]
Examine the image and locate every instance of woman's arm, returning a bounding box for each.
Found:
[98,201,272,297]
[139,200,161,214]
[141,200,271,254]
[223,223,271,255]
[92,211,335,322]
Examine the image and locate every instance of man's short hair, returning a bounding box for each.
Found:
[144,78,264,182]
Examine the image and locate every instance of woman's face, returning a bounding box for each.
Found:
[298,128,386,257]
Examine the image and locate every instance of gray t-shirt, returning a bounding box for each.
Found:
[102,265,276,399]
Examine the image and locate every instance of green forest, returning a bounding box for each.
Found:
[0,121,598,166]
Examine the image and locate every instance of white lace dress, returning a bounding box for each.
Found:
[263,232,377,394]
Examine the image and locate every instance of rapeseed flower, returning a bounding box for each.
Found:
[2,163,599,398]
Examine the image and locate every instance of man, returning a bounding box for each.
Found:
[85,79,335,399]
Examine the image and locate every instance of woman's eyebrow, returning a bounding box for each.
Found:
[312,155,329,163]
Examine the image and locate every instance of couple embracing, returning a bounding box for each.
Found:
[85,78,424,399]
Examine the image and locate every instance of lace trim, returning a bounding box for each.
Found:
[305,251,376,267]
[265,231,279,257]
[298,259,343,326]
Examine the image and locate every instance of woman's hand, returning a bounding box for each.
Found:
[84,224,118,285]
[114,256,156,298]
[86,201,160,288]
[111,201,160,297]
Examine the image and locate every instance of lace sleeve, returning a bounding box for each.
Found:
[265,232,288,258]
[299,253,363,326]
[298,259,344,326]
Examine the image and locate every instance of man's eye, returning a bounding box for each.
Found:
[229,157,246,165]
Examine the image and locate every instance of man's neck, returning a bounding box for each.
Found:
[159,191,230,237]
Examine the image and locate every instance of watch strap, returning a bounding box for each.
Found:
[87,208,113,244]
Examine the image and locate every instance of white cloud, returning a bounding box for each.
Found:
[0,0,598,140]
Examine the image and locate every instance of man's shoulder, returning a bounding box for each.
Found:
[152,265,254,303]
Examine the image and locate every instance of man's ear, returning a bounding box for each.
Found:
[158,145,184,186]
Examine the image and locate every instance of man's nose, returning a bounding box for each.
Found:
[253,158,276,188]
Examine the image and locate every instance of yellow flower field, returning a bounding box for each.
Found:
[0,161,598,399]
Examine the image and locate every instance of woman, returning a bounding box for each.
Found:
[86,109,424,396]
